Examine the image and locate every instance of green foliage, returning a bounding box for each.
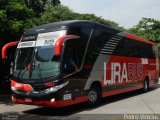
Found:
[79,13,124,31]
[0,10,6,29]
[40,5,75,23]
[25,0,61,14]
[39,5,124,31]
[0,0,36,42]
[128,18,160,43]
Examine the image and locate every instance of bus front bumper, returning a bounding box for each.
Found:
[12,96,88,107]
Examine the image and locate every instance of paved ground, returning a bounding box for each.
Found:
[0,84,160,120]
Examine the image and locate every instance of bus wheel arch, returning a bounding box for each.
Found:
[87,81,102,107]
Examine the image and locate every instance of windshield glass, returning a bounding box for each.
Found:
[13,30,66,80]
[13,46,61,80]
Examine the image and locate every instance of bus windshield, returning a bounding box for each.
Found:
[13,45,61,80]
[13,30,66,81]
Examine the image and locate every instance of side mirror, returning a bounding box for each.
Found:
[2,41,19,59]
[54,35,79,56]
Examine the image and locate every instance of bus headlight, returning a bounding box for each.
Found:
[44,81,69,94]
[50,98,55,102]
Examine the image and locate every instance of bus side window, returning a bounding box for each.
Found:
[62,38,82,74]
[113,38,128,56]
[90,29,112,54]
[63,47,78,73]
[68,26,92,68]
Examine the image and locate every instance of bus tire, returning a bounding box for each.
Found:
[87,84,101,107]
[142,79,149,92]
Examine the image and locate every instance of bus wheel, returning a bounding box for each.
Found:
[143,79,149,92]
[87,84,101,107]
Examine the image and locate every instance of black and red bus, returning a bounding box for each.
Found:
[2,20,159,107]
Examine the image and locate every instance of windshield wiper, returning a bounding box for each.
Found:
[29,48,43,82]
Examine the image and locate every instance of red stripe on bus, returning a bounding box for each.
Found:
[124,33,155,45]
[102,85,143,97]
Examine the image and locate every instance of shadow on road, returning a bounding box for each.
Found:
[22,84,160,117]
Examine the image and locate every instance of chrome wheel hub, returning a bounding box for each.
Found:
[88,90,97,102]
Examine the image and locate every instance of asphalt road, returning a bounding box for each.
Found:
[0,84,160,120]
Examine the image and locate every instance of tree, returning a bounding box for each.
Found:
[40,5,124,31]
[128,18,160,43]
[46,0,61,5]
[25,0,60,14]
[39,5,76,24]
[0,0,36,42]
[79,13,124,31]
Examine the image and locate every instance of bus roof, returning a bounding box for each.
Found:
[24,20,120,35]
[24,20,155,45]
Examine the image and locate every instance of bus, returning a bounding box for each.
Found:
[2,20,159,107]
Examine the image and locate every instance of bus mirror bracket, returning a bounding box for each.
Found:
[2,41,19,60]
[54,35,80,56]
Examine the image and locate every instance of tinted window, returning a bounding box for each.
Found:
[114,38,155,59]
[89,29,112,54]
[67,26,92,69]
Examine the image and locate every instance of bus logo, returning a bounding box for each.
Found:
[104,62,143,85]
[44,39,55,46]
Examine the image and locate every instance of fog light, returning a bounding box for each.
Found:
[50,98,55,103]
